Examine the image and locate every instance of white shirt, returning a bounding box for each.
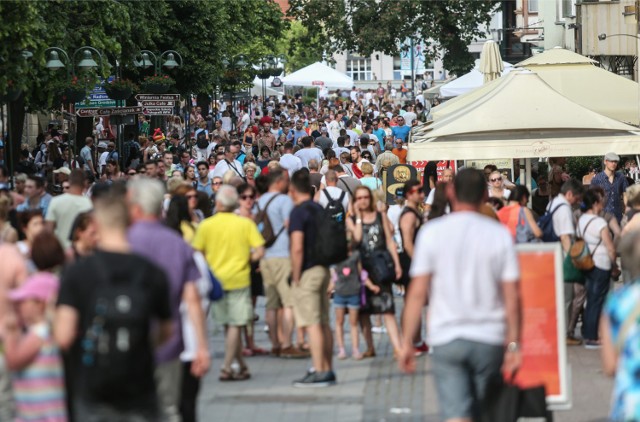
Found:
[403,111,417,126]
[577,214,610,270]
[345,130,358,146]
[411,211,520,347]
[212,159,244,179]
[295,148,324,168]
[547,194,574,238]
[318,186,350,211]
[279,153,303,176]
[328,120,341,142]
[387,204,404,252]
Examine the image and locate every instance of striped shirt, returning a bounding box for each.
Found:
[12,322,67,422]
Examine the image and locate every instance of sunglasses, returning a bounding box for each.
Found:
[212,181,222,185]
[240,194,255,200]
[490,178,502,182]
[186,194,197,199]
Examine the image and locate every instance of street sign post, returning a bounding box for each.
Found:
[75,77,117,109]
[135,94,180,101]
[76,106,142,118]
[139,100,176,107]
[142,107,174,116]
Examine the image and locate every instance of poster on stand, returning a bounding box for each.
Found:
[515,243,571,410]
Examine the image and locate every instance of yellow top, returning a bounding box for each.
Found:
[192,212,264,291]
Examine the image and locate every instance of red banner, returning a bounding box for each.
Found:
[409,160,456,181]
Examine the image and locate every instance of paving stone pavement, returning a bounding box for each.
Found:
[198,297,613,421]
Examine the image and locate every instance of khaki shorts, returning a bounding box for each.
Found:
[260,258,292,310]
[292,265,330,328]
[211,287,252,327]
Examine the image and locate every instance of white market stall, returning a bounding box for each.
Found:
[281,62,354,106]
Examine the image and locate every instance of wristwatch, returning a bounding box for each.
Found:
[506,341,520,353]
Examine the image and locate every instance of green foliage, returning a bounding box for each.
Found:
[275,21,325,73]
[287,0,502,76]
[0,0,287,111]
[566,156,602,180]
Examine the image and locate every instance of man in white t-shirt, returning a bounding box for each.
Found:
[315,170,350,212]
[399,168,522,422]
[279,142,303,177]
[211,144,245,179]
[545,179,584,345]
[425,168,454,213]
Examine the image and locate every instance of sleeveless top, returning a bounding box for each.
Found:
[359,212,386,254]
[12,322,67,421]
[399,206,422,250]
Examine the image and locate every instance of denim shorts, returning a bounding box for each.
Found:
[431,339,504,420]
[333,293,361,309]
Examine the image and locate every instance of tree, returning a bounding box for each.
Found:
[287,0,501,76]
[275,20,325,73]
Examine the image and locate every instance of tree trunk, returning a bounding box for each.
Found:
[8,94,26,178]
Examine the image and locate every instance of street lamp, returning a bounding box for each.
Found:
[45,46,104,76]
[134,49,183,74]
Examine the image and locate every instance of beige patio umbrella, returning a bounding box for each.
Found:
[479,40,504,84]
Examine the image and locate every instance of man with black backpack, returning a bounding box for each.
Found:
[55,192,173,421]
[289,170,346,387]
[257,169,308,359]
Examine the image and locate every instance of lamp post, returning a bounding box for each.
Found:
[134,50,183,75]
[45,46,105,173]
[598,32,640,127]
[222,55,249,128]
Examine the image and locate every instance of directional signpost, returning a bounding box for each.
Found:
[75,77,117,109]
[76,106,142,118]
[136,93,179,116]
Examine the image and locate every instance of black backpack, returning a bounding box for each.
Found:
[421,81,428,90]
[322,189,346,223]
[196,130,208,149]
[255,194,284,248]
[79,256,157,401]
[126,142,140,167]
[312,194,348,266]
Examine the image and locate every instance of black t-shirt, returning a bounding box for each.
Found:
[289,200,321,271]
[58,250,171,409]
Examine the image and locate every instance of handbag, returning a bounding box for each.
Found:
[482,373,551,422]
[569,217,601,271]
[362,249,395,285]
[563,252,585,284]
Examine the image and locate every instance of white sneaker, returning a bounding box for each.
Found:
[372,326,386,334]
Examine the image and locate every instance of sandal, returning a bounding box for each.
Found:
[362,349,376,359]
[219,368,236,382]
[234,367,251,381]
[251,347,270,356]
[242,348,254,357]
[297,342,311,352]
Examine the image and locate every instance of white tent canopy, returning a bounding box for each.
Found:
[409,70,640,161]
[439,60,513,98]
[281,62,354,89]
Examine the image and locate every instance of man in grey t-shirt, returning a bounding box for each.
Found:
[257,169,306,358]
[80,137,96,176]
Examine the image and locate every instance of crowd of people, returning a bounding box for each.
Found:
[1,87,640,422]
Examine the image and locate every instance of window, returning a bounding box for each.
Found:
[528,0,538,12]
[393,56,402,80]
[558,0,575,19]
[346,57,372,81]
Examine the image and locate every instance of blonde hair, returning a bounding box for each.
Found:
[0,195,11,220]
[627,184,640,208]
[361,161,374,175]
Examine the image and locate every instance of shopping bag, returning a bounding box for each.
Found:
[481,374,551,422]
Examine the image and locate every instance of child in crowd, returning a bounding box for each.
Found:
[329,251,378,360]
[2,273,66,422]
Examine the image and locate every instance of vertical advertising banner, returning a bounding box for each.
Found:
[515,243,571,410]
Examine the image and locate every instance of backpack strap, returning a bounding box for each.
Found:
[338,178,353,196]
[261,194,285,240]
[322,188,338,207]
[579,215,603,256]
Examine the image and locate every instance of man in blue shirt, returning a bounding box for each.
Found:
[391,116,411,142]
[591,152,628,222]
[195,161,213,197]
[17,175,52,215]
[287,120,307,146]
[372,120,387,150]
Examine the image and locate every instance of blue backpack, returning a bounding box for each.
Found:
[538,201,568,242]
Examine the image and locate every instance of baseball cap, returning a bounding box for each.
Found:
[8,272,59,303]
[604,152,620,162]
[53,167,71,175]
[98,141,108,149]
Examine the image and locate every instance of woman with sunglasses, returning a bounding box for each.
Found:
[235,183,269,357]
[488,170,511,200]
[346,185,402,358]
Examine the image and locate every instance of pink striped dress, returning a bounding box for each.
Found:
[12,322,67,422]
